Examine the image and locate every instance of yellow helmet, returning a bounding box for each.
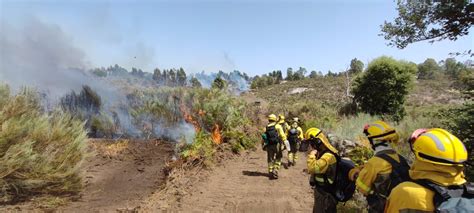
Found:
[278,114,285,121]
[305,128,338,153]
[363,121,399,147]
[410,128,467,166]
[268,114,277,122]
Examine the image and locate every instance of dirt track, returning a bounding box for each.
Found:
[144,148,314,212]
[61,139,174,212]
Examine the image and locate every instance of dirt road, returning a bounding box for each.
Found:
[149,148,314,212]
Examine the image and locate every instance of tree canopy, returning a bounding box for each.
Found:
[381,1,473,51]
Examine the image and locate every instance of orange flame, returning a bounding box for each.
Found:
[211,124,222,145]
[180,104,201,132]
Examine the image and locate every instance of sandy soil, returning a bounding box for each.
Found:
[144,148,314,212]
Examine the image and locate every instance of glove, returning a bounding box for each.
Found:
[349,165,363,181]
[284,140,291,152]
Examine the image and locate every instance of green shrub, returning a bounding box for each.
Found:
[180,131,215,166]
[352,56,416,121]
[0,86,87,203]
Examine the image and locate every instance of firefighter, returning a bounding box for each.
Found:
[349,121,409,213]
[306,128,339,213]
[262,114,288,179]
[385,128,471,212]
[287,117,303,166]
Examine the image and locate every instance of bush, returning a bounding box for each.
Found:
[352,56,416,121]
[436,103,474,180]
[0,85,87,203]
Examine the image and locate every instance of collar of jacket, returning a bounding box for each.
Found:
[409,160,466,186]
[373,144,394,154]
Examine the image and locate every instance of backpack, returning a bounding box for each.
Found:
[288,128,299,143]
[412,179,474,213]
[313,152,356,202]
[265,125,280,145]
[332,156,357,202]
[375,153,410,196]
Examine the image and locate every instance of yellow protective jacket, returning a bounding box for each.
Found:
[263,122,287,142]
[384,160,466,213]
[278,120,291,136]
[355,149,401,196]
[307,152,337,184]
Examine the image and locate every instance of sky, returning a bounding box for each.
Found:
[1,0,473,76]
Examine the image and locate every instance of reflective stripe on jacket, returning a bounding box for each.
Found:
[356,150,400,196]
[307,152,337,184]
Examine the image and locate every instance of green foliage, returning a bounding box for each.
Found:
[331,113,380,142]
[91,68,107,77]
[212,76,227,90]
[0,85,87,203]
[349,58,364,75]
[180,131,215,166]
[352,56,416,121]
[417,58,441,79]
[90,114,115,138]
[190,77,202,88]
[347,146,374,167]
[443,58,468,79]
[381,1,473,50]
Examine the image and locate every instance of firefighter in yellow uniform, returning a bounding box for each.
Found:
[349,121,409,213]
[263,114,288,179]
[385,128,468,212]
[306,128,339,213]
[287,117,304,166]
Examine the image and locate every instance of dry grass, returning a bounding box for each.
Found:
[0,85,87,204]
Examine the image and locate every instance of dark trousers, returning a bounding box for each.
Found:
[266,143,282,172]
[313,187,337,213]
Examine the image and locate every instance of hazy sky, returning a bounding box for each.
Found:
[1,0,473,76]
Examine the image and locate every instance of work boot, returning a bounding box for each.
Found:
[273,170,279,179]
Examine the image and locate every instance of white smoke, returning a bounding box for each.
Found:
[0,18,194,142]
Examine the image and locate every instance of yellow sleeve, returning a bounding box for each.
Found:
[355,161,377,195]
[307,153,336,174]
[276,124,287,141]
[297,127,304,140]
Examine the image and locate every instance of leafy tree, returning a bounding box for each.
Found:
[309,71,318,78]
[177,68,187,86]
[352,56,416,121]
[444,58,466,79]
[131,67,145,78]
[153,68,162,82]
[381,1,474,50]
[417,58,441,79]
[326,70,337,77]
[190,76,202,88]
[212,76,227,90]
[277,70,283,82]
[294,67,307,80]
[91,68,107,77]
[349,58,364,75]
[286,68,294,81]
[169,69,176,86]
